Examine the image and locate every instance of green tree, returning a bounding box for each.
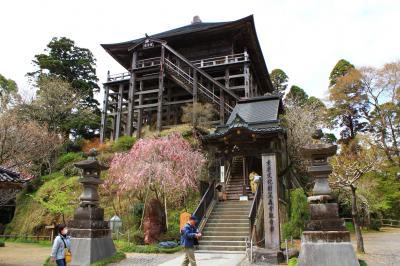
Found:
[286,85,308,105]
[28,37,101,138]
[328,59,369,144]
[270,69,289,94]
[28,37,99,107]
[0,74,20,112]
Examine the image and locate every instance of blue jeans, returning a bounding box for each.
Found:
[56,259,66,266]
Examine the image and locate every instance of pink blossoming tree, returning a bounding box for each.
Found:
[104,133,206,236]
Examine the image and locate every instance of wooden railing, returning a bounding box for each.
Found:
[106,52,249,82]
[191,52,248,68]
[0,234,51,241]
[381,219,400,227]
[248,182,262,238]
[193,180,216,228]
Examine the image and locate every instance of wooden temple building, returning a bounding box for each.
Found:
[100,15,274,141]
[101,15,294,262]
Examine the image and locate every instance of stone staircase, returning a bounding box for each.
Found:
[198,200,251,253]
[226,156,253,201]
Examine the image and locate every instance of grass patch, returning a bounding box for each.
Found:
[0,237,51,247]
[114,241,182,254]
[43,251,126,266]
[0,240,4,247]
[359,259,368,266]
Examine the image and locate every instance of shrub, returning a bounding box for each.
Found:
[282,188,310,239]
[111,136,136,152]
[368,218,382,231]
[56,152,84,170]
[0,240,4,247]
[82,138,111,154]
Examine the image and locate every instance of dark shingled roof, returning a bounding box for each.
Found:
[0,166,24,184]
[227,96,281,124]
[204,95,285,140]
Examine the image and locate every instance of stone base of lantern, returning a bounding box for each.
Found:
[249,246,284,264]
[69,236,115,266]
[297,231,359,266]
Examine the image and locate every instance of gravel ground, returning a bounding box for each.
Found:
[354,227,400,266]
[110,252,183,266]
[0,242,50,266]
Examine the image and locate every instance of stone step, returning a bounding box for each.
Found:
[209,214,248,219]
[207,218,249,224]
[205,223,249,229]
[195,250,245,254]
[216,201,251,205]
[199,240,245,247]
[197,245,246,252]
[201,236,246,241]
[201,230,248,236]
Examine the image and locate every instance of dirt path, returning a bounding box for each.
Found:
[354,227,400,266]
[0,242,50,266]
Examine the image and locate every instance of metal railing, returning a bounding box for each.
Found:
[193,180,216,228]
[248,183,262,238]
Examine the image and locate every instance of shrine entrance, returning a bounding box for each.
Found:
[199,95,292,259]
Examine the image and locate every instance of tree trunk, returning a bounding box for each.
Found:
[350,185,365,253]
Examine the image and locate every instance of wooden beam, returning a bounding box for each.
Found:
[220,68,229,124]
[134,89,159,95]
[136,80,144,138]
[244,63,250,98]
[126,53,137,136]
[157,46,165,132]
[115,83,124,139]
[100,86,109,143]
[192,69,198,125]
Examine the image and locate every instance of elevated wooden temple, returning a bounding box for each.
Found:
[100,15,274,141]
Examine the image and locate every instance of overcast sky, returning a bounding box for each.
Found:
[1,0,399,101]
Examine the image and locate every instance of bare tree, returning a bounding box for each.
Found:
[0,110,63,175]
[330,140,379,253]
[282,100,326,180]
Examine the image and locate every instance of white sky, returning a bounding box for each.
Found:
[0,0,399,101]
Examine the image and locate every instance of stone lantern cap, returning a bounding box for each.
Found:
[74,149,109,172]
[301,129,337,159]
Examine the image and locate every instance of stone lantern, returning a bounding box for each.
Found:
[68,149,116,266]
[297,130,359,266]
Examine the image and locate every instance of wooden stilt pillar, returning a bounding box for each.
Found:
[136,80,143,138]
[157,46,165,132]
[192,69,198,126]
[244,63,250,98]
[127,52,137,136]
[115,84,123,139]
[219,68,229,125]
[166,87,171,125]
[100,85,109,143]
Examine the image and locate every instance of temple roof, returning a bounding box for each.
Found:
[0,166,24,184]
[101,15,274,92]
[227,95,282,124]
[204,95,285,141]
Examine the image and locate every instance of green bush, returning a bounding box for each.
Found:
[112,136,136,152]
[282,188,310,239]
[359,259,368,266]
[345,221,355,232]
[56,152,84,170]
[0,240,4,247]
[115,241,181,254]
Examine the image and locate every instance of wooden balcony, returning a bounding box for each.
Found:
[106,52,249,82]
